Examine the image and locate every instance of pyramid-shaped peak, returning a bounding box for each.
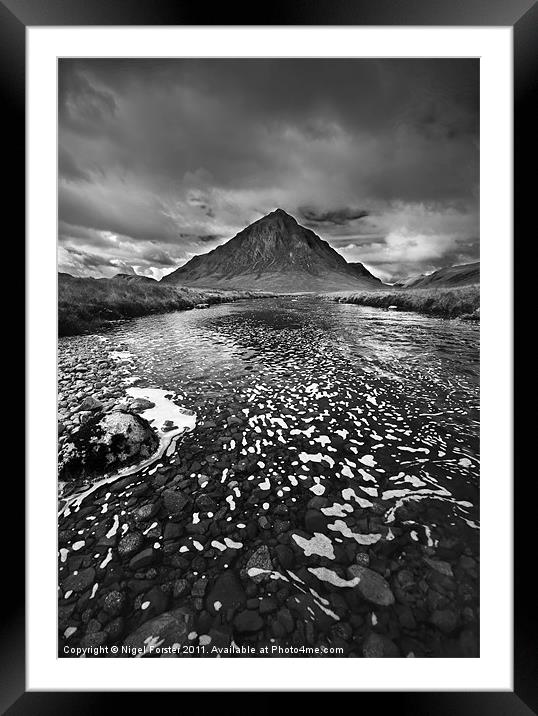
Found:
[251,208,300,229]
[162,204,384,291]
[265,208,296,221]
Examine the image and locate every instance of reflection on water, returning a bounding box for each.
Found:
[109,296,479,382]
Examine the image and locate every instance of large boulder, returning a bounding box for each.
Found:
[59,410,158,481]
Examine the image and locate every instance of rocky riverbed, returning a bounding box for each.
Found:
[58,297,479,658]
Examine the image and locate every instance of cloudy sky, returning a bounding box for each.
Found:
[58,59,479,283]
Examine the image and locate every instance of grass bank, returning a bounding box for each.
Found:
[323,284,479,320]
[59,275,273,336]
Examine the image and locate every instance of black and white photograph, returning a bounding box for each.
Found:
[57,58,480,660]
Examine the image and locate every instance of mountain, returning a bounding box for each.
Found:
[161,209,383,292]
[111,273,157,283]
[394,262,480,289]
[347,262,382,281]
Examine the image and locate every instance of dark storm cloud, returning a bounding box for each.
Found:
[58,147,91,183]
[187,234,225,244]
[58,58,479,280]
[300,206,370,226]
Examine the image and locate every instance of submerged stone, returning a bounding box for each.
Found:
[62,567,95,594]
[123,607,194,652]
[233,610,264,633]
[206,571,246,616]
[347,565,395,606]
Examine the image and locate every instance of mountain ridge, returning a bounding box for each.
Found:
[394,261,479,289]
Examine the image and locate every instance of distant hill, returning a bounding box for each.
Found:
[58,272,157,284]
[394,262,479,289]
[161,209,384,292]
[111,273,157,283]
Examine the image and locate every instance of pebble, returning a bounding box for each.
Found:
[245,545,273,582]
[129,548,156,571]
[103,590,125,616]
[118,532,144,558]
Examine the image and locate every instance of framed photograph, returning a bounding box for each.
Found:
[5,0,534,708]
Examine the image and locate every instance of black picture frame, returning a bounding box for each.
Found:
[5,0,535,710]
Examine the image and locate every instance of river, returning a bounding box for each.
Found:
[58,296,479,657]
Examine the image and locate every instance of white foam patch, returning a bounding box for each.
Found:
[308,567,360,588]
[321,503,353,517]
[310,477,326,496]
[126,387,196,438]
[224,538,243,549]
[247,567,289,582]
[106,515,120,538]
[292,533,335,559]
[327,520,381,545]
[299,452,335,468]
[342,488,373,508]
[403,474,427,487]
[99,548,112,569]
[123,375,141,386]
[109,350,134,362]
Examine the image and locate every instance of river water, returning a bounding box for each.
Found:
[58,296,479,656]
[107,295,479,529]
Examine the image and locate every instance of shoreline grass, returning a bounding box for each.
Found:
[58,276,274,336]
[59,276,480,336]
[322,284,479,320]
